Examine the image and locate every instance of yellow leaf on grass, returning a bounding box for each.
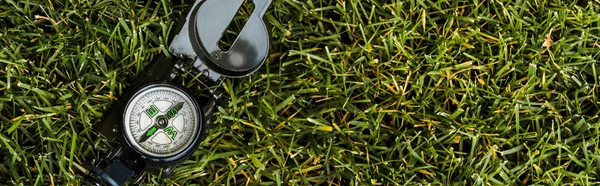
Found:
[315,126,333,132]
[453,135,462,143]
[419,169,436,176]
[542,28,553,48]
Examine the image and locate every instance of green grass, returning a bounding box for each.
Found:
[2,0,600,185]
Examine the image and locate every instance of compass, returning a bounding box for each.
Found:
[86,0,273,185]
[122,83,202,162]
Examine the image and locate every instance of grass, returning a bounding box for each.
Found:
[1,0,600,185]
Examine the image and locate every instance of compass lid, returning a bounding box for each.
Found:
[188,0,272,78]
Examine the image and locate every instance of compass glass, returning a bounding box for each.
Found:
[123,85,200,157]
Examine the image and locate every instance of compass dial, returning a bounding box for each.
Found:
[123,84,200,158]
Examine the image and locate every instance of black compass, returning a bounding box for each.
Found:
[86,0,272,185]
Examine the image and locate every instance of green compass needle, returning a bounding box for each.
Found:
[146,126,158,136]
[138,102,185,143]
[139,125,159,143]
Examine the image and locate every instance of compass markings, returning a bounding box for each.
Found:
[125,86,198,157]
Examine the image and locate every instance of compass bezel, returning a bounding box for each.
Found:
[119,82,204,165]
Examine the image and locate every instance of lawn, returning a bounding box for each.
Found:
[1,0,600,185]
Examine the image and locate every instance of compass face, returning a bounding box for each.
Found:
[123,84,200,158]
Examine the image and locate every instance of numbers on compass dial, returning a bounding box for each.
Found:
[123,86,199,158]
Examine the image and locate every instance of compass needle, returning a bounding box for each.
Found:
[139,126,159,143]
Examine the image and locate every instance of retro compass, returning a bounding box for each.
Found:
[85,0,272,185]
